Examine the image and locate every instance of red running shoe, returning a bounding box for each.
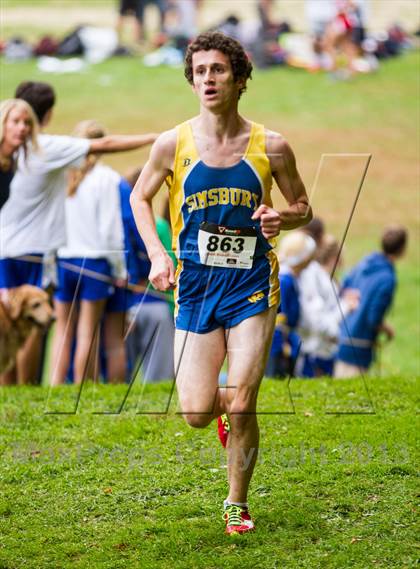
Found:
[224,504,255,535]
[217,414,230,448]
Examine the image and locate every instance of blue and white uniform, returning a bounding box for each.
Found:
[167,121,280,333]
[0,134,90,288]
[104,177,150,313]
[55,163,125,302]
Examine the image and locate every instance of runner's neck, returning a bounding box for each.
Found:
[194,108,247,143]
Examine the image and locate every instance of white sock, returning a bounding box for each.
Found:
[224,499,248,510]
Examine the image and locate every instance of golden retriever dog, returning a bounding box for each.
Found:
[0,285,54,374]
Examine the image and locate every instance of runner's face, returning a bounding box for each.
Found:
[192,50,243,108]
[3,107,32,151]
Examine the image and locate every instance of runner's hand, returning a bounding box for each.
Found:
[149,252,175,291]
[252,205,282,239]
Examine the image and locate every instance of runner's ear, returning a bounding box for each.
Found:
[236,77,246,93]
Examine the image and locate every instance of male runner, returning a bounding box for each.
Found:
[130,32,312,535]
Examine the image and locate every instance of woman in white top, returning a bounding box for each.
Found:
[51,120,129,385]
[1,81,157,386]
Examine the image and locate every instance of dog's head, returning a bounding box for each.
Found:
[8,285,55,328]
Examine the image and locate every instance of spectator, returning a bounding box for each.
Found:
[258,0,289,38]
[305,0,336,40]
[0,81,89,386]
[298,217,332,373]
[124,168,176,383]
[298,234,359,377]
[102,167,151,384]
[0,80,157,386]
[266,231,316,378]
[117,0,167,43]
[116,0,143,44]
[164,0,201,43]
[252,1,290,68]
[301,216,325,247]
[100,183,138,384]
[0,99,38,212]
[51,120,127,385]
[322,0,367,76]
[57,163,151,386]
[335,225,407,378]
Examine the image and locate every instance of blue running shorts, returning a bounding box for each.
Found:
[0,254,44,288]
[175,251,280,334]
[55,258,114,302]
[106,285,134,313]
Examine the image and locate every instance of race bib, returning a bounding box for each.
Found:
[197,222,257,269]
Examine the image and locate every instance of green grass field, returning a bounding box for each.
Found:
[0,28,419,568]
[0,377,418,568]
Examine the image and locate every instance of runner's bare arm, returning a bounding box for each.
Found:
[129,129,177,291]
[89,132,159,153]
[252,131,312,238]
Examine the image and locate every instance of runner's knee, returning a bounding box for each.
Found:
[182,413,213,429]
[226,387,257,414]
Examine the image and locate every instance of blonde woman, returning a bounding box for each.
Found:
[51,120,129,385]
[0,81,156,386]
[0,98,38,211]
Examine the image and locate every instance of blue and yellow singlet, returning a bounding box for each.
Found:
[166,121,275,264]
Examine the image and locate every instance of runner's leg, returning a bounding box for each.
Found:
[175,327,227,427]
[224,306,277,503]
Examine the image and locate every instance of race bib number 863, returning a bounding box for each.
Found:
[198,222,257,269]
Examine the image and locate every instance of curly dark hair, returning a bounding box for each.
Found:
[184,32,253,99]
